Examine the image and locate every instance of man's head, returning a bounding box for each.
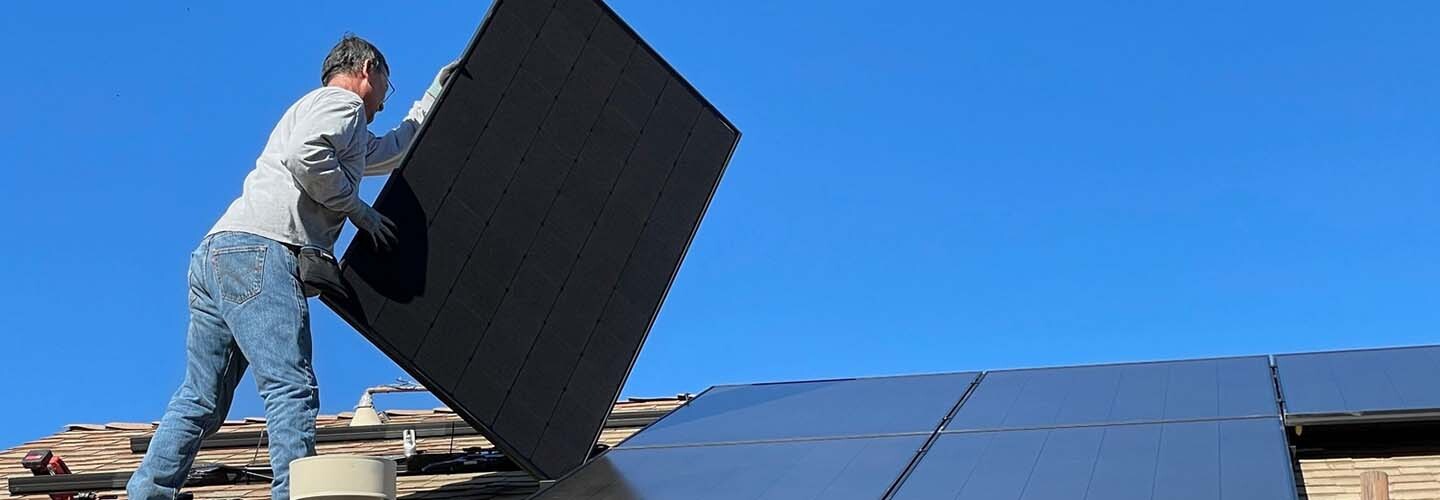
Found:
[321,34,391,123]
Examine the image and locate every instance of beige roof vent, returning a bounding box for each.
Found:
[290,455,396,500]
[350,382,428,427]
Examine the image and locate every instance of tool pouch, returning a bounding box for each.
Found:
[297,246,346,299]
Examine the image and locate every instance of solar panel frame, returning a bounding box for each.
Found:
[1275,345,1440,425]
[322,0,740,480]
[535,357,1297,499]
[944,355,1280,432]
[529,434,929,500]
[615,372,980,449]
[891,418,1299,500]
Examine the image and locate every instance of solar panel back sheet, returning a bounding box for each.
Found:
[323,0,739,479]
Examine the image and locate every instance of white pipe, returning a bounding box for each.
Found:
[351,383,428,427]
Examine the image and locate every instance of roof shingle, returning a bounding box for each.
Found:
[2,399,685,500]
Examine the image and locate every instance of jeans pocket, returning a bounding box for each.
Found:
[213,245,267,305]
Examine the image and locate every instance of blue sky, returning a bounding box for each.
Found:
[2,1,1437,449]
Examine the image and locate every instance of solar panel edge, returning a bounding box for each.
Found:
[338,0,507,247]
[503,0,741,475]
[529,434,926,500]
[520,385,722,499]
[322,290,546,479]
[936,414,1284,436]
[619,372,978,449]
[878,371,984,500]
[510,62,693,471]
[1274,342,1440,358]
[478,38,651,433]
[393,0,647,474]
[537,62,740,470]
[946,357,1281,433]
[980,353,1272,375]
[891,418,1298,500]
[561,109,720,458]
[1283,408,1440,426]
[588,0,741,139]
[440,7,629,420]
[1220,418,1301,500]
[1275,345,1440,424]
[698,370,984,391]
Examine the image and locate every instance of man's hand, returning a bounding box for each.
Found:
[427,60,461,100]
[349,205,398,252]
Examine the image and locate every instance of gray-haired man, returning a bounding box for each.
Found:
[127,34,456,500]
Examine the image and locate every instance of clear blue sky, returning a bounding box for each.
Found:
[2,1,1437,450]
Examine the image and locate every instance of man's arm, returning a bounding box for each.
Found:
[286,95,369,216]
[285,92,398,250]
[360,97,431,175]
[362,61,460,176]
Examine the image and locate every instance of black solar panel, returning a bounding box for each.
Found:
[538,356,1297,499]
[893,419,1297,500]
[324,0,739,479]
[946,357,1278,432]
[531,435,925,500]
[619,373,978,448]
[1276,345,1440,425]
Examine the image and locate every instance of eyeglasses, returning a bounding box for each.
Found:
[383,77,396,105]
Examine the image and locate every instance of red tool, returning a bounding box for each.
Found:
[20,449,74,500]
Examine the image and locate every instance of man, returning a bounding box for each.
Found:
[127,35,457,500]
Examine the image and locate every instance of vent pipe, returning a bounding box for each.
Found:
[351,382,427,427]
[291,455,396,500]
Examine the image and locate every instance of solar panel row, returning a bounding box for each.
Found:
[534,435,926,500]
[948,356,1277,432]
[621,372,979,448]
[895,419,1294,500]
[1275,345,1440,425]
[536,356,1308,499]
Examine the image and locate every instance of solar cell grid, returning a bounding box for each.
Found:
[893,419,1297,500]
[1276,345,1440,425]
[531,435,926,500]
[617,372,979,448]
[325,0,739,479]
[946,356,1278,432]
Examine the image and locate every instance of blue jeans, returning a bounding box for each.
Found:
[128,231,319,500]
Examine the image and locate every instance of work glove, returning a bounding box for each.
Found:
[426,60,460,100]
[349,204,398,253]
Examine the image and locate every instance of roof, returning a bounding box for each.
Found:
[11,345,1440,499]
[0,398,686,500]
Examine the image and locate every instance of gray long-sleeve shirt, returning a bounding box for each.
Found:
[209,86,434,250]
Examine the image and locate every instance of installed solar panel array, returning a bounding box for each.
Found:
[537,358,1299,499]
[325,0,738,480]
[898,357,1295,499]
[1276,345,1440,425]
[531,373,979,499]
[304,0,1432,490]
[896,419,1292,500]
[946,356,1278,432]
